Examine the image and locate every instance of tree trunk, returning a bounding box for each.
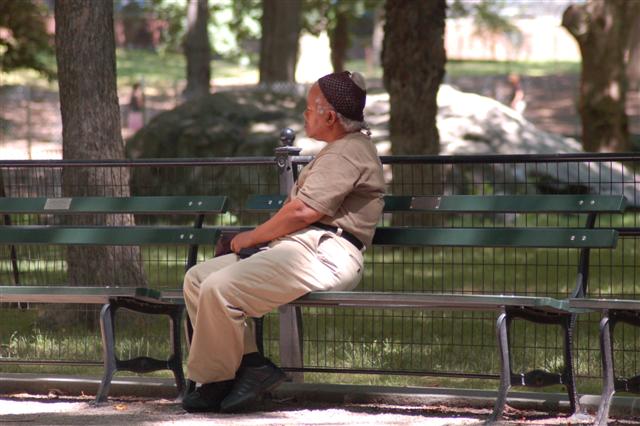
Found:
[183,0,211,100]
[259,0,302,84]
[627,14,640,90]
[329,9,349,73]
[382,0,447,227]
[382,0,446,156]
[562,0,639,152]
[55,0,147,289]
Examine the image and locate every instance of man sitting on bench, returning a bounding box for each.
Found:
[182,71,385,413]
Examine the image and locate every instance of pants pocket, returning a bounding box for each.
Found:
[316,234,363,291]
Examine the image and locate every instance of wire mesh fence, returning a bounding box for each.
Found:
[1,153,639,387]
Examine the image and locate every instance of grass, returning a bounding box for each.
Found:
[2,232,638,390]
[1,49,580,92]
[345,59,580,81]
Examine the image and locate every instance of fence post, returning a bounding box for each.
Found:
[274,128,304,382]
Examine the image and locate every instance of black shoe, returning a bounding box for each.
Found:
[219,358,287,413]
[181,379,234,413]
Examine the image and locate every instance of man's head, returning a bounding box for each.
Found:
[304,71,367,142]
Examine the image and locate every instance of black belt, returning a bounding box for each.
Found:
[312,222,364,250]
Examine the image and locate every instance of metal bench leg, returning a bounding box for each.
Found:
[562,314,581,416]
[595,314,616,426]
[169,306,186,400]
[489,310,511,422]
[279,305,304,382]
[96,303,117,404]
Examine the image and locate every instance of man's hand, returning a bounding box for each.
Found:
[230,230,256,253]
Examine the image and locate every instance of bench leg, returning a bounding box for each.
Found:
[279,305,304,383]
[489,310,511,422]
[562,314,581,416]
[169,306,186,400]
[96,303,117,404]
[595,314,615,426]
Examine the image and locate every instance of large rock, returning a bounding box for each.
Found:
[126,90,304,199]
[127,90,304,159]
[361,85,639,205]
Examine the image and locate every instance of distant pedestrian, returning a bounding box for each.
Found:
[507,73,526,114]
[127,82,145,132]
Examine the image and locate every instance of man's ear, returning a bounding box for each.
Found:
[325,110,337,126]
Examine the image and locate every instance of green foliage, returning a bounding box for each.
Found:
[0,0,54,78]
[302,0,382,36]
[448,0,521,40]
[139,0,261,62]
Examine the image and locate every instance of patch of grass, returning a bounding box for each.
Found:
[345,59,580,81]
[445,59,580,78]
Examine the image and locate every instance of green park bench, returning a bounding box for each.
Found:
[223,193,626,422]
[0,195,227,403]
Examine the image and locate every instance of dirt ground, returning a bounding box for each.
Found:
[1,74,639,160]
[4,392,637,425]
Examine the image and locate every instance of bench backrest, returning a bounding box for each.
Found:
[244,194,626,296]
[0,195,228,245]
[1,196,228,286]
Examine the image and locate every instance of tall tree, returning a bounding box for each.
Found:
[55,0,146,288]
[382,0,446,155]
[562,0,640,152]
[328,7,349,73]
[183,0,211,100]
[259,0,302,84]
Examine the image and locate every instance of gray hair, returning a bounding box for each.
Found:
[336,112,369,134]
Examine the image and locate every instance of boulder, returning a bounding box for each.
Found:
[126,89,304,200]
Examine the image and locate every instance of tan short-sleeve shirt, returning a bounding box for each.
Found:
[290,132,385,247]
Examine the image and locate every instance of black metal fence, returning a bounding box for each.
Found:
[1,152,639,388]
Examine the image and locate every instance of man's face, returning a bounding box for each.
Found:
[304,84,328,140]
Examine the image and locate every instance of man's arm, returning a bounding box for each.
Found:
[230,198,324,253]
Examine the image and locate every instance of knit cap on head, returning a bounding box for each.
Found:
[317,71,366,122]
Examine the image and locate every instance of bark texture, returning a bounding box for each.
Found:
[183,0,211,100]
[55,0,146,288]
[329,9,349,73]
[259,0,302,84]
[382,0,446,156]
[562,0,639,152]
[382,0,447,226]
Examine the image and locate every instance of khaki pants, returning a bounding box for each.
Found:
[183,227,364,384]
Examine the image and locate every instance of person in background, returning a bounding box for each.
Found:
[507,72,526,114]
[127,82,145,132]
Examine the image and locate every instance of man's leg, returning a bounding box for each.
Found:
[183,253,258,357]
[185,230,363,411]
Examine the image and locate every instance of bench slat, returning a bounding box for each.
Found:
[0,226,220,245]
[372,227,618,248]
[0,286,161,304]
[410,195,627,213]
[0,196,228,214]
[568,298,640,311]
[292,292,571,313]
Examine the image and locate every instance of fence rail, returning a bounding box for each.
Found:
[1,152,639,386]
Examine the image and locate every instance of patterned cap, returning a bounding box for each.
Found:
[317,71,366,122]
